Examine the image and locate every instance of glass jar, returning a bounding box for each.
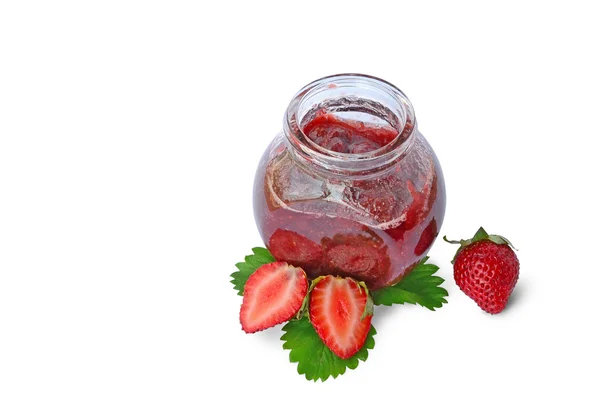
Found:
[253,74,446,290]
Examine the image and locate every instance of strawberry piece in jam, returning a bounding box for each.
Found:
[386,162,438,241]
[322,231,390,289]
[268,229,324,277]
[414,218,438,256]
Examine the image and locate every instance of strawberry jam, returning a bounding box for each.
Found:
[303,111,399,154]
[253,74,446,290]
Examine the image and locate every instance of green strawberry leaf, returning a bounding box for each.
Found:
[281,317,376,382]
[230,247,276,296]
[371,257,448,310]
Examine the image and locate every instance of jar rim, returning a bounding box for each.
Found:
[283,73,416,175]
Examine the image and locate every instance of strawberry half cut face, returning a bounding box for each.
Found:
[240,261,308,333]
[309,276,373,359]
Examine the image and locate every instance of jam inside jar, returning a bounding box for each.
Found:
[253,74,446,290]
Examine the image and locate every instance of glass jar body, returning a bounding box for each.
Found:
[253,128,445,290]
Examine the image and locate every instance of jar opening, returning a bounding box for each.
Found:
[284,74,416,175]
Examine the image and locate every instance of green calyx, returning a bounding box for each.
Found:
[443,227,517,264]
[357,280,374,321]
[293,275,325,321]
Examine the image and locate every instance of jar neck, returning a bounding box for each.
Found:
[283,73,416,176]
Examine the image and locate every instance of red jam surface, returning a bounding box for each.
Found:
[254,113,443,290]
[303,112,398,154]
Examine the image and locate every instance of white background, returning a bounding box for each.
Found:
[1,1,599,399]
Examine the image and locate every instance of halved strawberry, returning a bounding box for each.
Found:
[240,261,308,333]
[309,276,373,359]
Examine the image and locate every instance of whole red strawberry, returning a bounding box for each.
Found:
[444,227,519,314]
